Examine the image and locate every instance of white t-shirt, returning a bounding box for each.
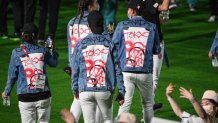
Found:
[182,112,204,123]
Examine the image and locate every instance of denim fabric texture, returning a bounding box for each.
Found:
[210,30,218,56]
[112,16,161,73]
[71,33,125,96]
[4,42,58,96]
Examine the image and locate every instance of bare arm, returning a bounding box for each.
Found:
[166,83,183,118]
[179,87,207,119]
[158,0,170,11]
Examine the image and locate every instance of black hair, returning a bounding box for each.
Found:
[87,10,104,34]
[128,0,147,16]
[72,0,94,37]
[22,23,38,44]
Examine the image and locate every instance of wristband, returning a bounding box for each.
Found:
[189,98,196,104]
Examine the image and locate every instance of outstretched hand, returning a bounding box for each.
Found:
[179,87,194,101]
[166,83,175,97]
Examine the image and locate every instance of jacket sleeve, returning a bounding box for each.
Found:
[210,30,218,56]
[45,48,59,67]
[152,25,161,55]
[112,23,122,53]
[67,19,73,65]
[71,44,80,95]
[112,44,125,96]
[4,50,18,96]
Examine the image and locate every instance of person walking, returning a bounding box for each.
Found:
[71,11,125,123]
[2,23,58,123]
[113,0,161,122]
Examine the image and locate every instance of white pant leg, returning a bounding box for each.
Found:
[70,97,82,122]
[19,101,36,123]
[118,72,136,115]
[95,91,113,123]
[96,106,103,123]
[136,73,154,123]
[36,97,51,123]
[153,43,164,95]
[79,92,97,123]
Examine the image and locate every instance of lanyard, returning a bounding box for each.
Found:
[20,44,39,74]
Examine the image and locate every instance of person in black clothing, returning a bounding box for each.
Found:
[0,0,9,39]
[142,0,170,113]
[208,0,217,22]
[10,0,37,41]
[38,0,61,43]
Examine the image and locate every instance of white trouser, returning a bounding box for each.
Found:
[70,97,103,123]
[79,91,113,123]
[118,72,154,123]
[18,97,51,123]
[153,42,164,96]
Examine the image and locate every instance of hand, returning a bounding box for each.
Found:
[208,51,213,59]
[158,53,163,59]
[166,83,175,97]
[119,100,124,106]
[116,92,124,106]
[179,87,194,101]
[2,92,8,100]
[74,94,79,100]
[60,108,75,123]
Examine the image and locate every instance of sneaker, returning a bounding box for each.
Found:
[189,4,196,11]
[208,15,216,22]
[10,32,21,41]
[153,103,163,111]
[0,33,8,39]
[212,57,218,67]
[169,3,178,9]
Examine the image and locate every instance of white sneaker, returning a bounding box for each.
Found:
[189,4,196,11]
[169,3,178,9]
[212,57,218,67]
[208,15,216,22]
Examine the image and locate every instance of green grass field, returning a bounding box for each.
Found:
[0,0,218,122]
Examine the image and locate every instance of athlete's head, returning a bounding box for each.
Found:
[201,90,218,117]
[87,10,104,34]
[22,23,38,44]
[127,0,146,18]
[78,0,99,13]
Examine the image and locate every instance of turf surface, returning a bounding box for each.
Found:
[0,0,218,122]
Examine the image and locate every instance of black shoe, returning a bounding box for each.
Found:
[64,66,71,76]
[153,103,163,111]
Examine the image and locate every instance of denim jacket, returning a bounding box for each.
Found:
[4,43,58,96]
[71,33,125,96]
[210,30,218,56]
[67,11,91,66]
[112,16,161,73]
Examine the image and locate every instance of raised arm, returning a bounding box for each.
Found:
[179,87,207,119]
[166,83,183,118]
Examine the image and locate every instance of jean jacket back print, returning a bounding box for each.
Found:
[112,16,161,73]
[71,33,125,96]
[67,11,91,66]
[4,43,58,96]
